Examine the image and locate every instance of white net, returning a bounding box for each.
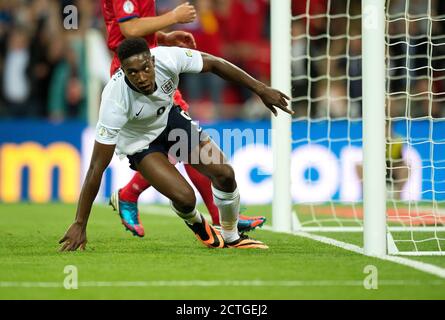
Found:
[290,0,445,255]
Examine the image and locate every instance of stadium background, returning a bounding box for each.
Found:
[0,0,444,204]
[0,0,445,301]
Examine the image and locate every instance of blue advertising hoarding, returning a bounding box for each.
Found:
[0,119,443,203]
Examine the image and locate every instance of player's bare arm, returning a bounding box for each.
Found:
[59,142,116,251]
[119,2,196,38]
[157,30,197,49]
[200,53,294,116]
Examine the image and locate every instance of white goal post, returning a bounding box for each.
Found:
[271,0,293,233]
[362,0,387,256]
[271,0,445,256]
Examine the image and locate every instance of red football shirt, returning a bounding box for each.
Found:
[102,0,158,76]
[101,0,190,111]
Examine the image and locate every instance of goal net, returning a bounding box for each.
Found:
[273,0,445,255]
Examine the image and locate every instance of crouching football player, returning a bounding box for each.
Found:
[59,38,292,251]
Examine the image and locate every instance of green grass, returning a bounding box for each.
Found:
[0,203,444,299]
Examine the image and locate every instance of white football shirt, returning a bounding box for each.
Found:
[95,46,203,156]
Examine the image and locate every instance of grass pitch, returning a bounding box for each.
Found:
[0,203,444,299]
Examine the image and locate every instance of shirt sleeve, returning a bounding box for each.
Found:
[166,47,204,75]
[112,0,141,23]
[95,98,128,145]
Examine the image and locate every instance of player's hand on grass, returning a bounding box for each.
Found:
[257,85,293,116]
[172,2,197,24]
[162,31,197,49]
[59,222,87,252]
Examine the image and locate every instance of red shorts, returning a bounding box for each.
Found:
[173,89,189,112]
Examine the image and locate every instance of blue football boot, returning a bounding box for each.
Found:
[109,189,145,237]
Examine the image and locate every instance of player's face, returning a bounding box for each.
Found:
[122,52,156,95]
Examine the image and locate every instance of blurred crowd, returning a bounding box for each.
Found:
[163,0,272,120]
[0,0,99,121]
[1,0,445,122]
[0,0,101,120]
[291,0,445,119]
[0,0,272,122]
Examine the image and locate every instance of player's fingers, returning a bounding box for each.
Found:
[186,15,196,23]
[79,242,87,251]
[187,6,196,14]
[279,96,288,106]
[267,104,278,117]
[280,91,291,100]
[65,241,75,251]
[278,105,294,115]
[185,34,197,48]
[67,241,79,251]
[60,241,71,252]
[187,40,196,49]
[58,235,68,244]
[72,240,85,251]
[190,38,197,48]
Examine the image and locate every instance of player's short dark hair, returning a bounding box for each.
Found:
[117,38,151,62]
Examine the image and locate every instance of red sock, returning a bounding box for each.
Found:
[119,171,151,203]
[184,164,220,225]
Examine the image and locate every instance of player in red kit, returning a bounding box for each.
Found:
[102,0,266,237]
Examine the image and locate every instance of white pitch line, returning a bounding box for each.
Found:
[1,279,444,289]
[262,226,445,279]
[2,207,443,290]
[137,207,445,279]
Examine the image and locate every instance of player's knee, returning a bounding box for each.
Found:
[212,165,236,191]
[171,187,196,213]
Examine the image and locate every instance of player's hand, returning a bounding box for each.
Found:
[59,222,87,252]
[163,31,197,49]
[172,2,197,24]
[257,86,293,116]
